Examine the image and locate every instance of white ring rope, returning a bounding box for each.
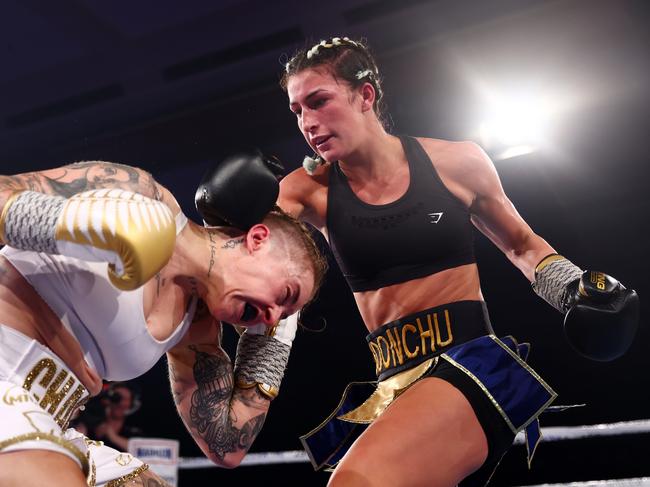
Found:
[177,419,650,470]
[179,450,309,469]
[524,479,650,487]
[513,418,650,444]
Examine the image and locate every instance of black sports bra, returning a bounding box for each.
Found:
[326,135,476,292]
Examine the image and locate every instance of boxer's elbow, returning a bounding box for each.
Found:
[207,450,246,469]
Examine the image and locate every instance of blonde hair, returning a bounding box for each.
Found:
[263,207,328,299]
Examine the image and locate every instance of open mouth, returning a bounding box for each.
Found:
[241,302,259,322]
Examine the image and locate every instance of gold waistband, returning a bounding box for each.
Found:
[3,328,91,430]
[366,301,490,381]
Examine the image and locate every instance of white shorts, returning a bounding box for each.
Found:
[0,325,148,486]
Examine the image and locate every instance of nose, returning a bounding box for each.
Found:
[301,109,318,134]
[262,306,283,327]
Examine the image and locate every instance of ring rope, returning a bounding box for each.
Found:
[177,419,650,469]
[522,478,650,487]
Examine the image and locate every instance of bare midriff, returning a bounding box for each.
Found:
[353,263,483,332]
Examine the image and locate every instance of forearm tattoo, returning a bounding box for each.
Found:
[233,386,270,409]
[1,161,162,200]
[188,346,267,460]
[168,362,182,407]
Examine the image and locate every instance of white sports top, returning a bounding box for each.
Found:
[0,212,197,381]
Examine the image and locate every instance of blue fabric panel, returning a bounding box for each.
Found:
[300,382,375,468]
[445,336,554,430]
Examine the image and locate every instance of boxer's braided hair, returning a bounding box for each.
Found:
[280,37,387,128]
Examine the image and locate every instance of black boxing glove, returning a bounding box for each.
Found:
[195,152,285,229]
[563,271,639,362]
[532,255,640,361]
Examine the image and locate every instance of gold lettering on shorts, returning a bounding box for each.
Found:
[402,324,419,358]
[375,336,391,370]
[416,316,435,355]
[434,310,453,347]
[385,328,404,366]
[368,342,381,374]
[22,358,88,429]
[23,358,57,401]
[39,369,74,415]
[369,341,382,375]
[368,308,457,374]
[3,386,33,406]
[55,384,87,428]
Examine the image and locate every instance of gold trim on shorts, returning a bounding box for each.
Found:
[0,431,89,476]
[105,463,151,487]
[86,448,97,487]
[337,358,436,424]
[440,335,557,435]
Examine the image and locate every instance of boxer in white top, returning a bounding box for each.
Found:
[0,159,326,487]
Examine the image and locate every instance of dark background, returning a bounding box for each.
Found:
[1,0,649,485]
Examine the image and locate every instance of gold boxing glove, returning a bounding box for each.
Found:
[0,189,176,290]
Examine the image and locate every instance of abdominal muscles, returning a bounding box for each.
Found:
[353,264,482,331]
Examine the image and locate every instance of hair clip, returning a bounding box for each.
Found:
[306,37,358,60]
[306,44,320,59]
[356,69,374,80]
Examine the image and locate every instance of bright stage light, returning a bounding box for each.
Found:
[477,91,553,160]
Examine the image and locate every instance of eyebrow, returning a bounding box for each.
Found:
[289,88,327,108]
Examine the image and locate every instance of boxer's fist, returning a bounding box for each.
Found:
[195,151,284,229]
[564,271,640,361]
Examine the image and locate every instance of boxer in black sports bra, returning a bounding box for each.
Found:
[274,36,638,487]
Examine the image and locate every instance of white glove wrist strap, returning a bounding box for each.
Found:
[1,191,64,253]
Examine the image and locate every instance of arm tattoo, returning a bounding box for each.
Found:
[50,162,144,197]
[2,162,162,200]
[168,362,182,406]
[149,173,163,202]
[188,346,266,460]
[0,173,51,195]
[233,386,269,408]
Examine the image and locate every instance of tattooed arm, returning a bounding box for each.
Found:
[166,305,271,468]
[0,161,180,215]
